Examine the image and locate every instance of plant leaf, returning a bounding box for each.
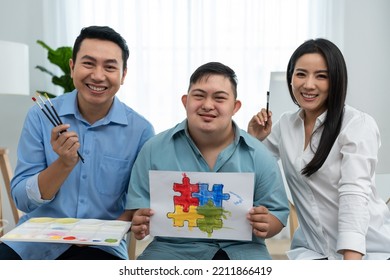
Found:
[35,65,55,77]
[36,40,54,52]
[36,40,74,95]
[52,75,75,93]
[47,46,72,74]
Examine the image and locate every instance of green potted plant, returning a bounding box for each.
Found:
[35,40,74,97]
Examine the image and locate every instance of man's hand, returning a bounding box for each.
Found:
[51,124,80,166]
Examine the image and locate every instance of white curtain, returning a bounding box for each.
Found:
[42,0,341,133]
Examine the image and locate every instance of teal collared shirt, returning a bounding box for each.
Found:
[9,90,154,259]
[126,120,289,260]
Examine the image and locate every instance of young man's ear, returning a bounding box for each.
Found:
[233,100,242,115]
[181,94,188,108]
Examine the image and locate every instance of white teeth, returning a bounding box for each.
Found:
[89,85,106,91]
[302,93,316,98]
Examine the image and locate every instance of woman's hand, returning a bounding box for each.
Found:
[247,108,272,141]
[342,250,363,260]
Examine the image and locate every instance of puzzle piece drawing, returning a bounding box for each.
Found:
[167,174,231,237]
[167,205,204,228]
[173,174,199,212]
[196,200,226,237]
[193,183,230,207]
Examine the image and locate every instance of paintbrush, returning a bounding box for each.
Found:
[36,93,58,126]
[32,95,85,163]
[43,93,63,125]
[32,96,57,127]
[266,91,270,116]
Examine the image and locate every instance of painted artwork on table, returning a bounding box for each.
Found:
[149,171,254,241]
[0,218,131,246]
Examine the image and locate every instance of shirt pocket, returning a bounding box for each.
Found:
[96,156,131,196]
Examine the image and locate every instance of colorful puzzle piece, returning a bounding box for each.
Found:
[192,183,230,207]
[196,200,225,237]
[173,174,199,212]
[167,205,204,228]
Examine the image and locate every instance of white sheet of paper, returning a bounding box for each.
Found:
[149,170,254,241]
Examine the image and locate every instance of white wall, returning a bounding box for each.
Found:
[0,0,48,99]
[0,0,47,167]
[342,0,390,174]
[0,0,45,231]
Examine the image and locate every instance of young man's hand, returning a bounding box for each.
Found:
[131,208,154,240]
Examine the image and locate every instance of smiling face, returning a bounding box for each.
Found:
[291,53,329,119]
[182,74,241,139]
[70,38,127,119]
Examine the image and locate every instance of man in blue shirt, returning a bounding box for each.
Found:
[0,26,154,260]
[124,62,289,259]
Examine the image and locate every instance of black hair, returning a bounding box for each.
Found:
[286,38,348,177]
[188,62,238,98]
[72,26,129,72]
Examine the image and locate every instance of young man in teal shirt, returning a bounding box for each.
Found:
[124,62,289,260]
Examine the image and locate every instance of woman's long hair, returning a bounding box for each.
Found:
[286,38,348,177]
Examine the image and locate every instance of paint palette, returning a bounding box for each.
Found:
[0,217,131,247]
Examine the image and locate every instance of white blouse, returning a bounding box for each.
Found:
[264,105,390,259]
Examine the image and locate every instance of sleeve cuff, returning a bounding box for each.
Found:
[26,173,53,204]
[337,231,366,255]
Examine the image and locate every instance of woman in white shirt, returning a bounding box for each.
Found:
[248,38,390,260]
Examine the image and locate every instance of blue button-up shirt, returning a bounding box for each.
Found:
[7,90,154,259]
[126,120,289,259]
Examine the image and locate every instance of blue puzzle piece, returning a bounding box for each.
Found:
[193,183,230,207]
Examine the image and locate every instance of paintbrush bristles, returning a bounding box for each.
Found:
[36,93,58,126]
[32,96,57,127]
[44,93,54,106]
[32,96,38,103]
[32,97,43,109]
[44,93,63,125]
[36,92,46,104]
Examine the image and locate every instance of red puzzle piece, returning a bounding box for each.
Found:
[173,174,199,212]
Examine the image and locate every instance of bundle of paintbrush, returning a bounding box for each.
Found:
[32,93,85,163]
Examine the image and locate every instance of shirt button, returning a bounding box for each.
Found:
[82,174,87,179]
[85,150,90,155]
